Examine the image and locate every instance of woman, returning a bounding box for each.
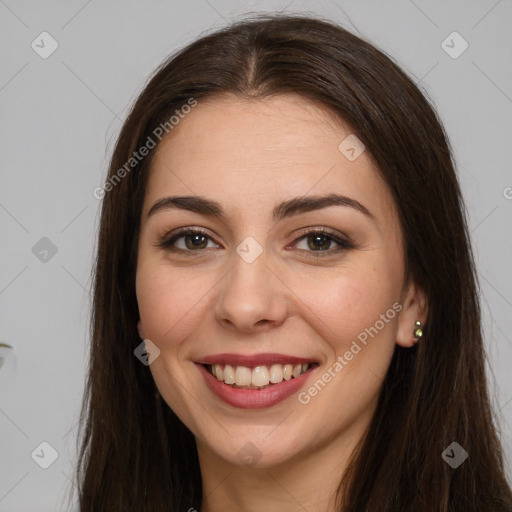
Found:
[74,14,512,512]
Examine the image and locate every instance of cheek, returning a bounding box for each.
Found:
[298,262,400,352]
[135,260,213,348]
[135,259,215,426]
[291,266,401,423]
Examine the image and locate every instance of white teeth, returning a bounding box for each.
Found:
[283,364,293,380]
[269,364,283,383]
[252,366,269,387]
[223,364,235,384]
[209,362,311,388]
[235,366,252,386]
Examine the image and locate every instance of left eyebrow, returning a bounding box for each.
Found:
[146,193,375,222]
[272,194,375,222]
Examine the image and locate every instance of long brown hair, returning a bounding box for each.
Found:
[73,14,512,511]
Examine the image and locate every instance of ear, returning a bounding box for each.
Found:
[396,279,428,348]
[137,320,146,340]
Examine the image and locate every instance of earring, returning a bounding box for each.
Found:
[413,321,423,340]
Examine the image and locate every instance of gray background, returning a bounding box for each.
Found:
[0,0,511,510]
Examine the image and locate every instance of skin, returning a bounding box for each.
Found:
[135,94,427,512]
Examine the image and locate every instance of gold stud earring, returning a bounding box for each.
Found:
[413,321,423,340]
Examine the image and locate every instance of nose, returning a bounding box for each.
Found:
[214,250,289,333]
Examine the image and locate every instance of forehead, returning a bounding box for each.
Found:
[144,94,397,226]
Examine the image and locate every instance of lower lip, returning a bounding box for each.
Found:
[196,363,317,409]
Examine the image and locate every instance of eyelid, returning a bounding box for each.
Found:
[155,226,222,251]
[291,226,351,243]
[289,227,354,254]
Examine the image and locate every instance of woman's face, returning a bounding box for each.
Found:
[136,94,422,470]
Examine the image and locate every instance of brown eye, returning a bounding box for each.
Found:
[183,233,208,250]
[293,229,354,255]
[306,234,332,251]
[158,228,220,252]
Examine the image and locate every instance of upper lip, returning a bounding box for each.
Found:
[195,353,317,367]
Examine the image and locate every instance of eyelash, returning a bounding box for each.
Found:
[155,227,354,258]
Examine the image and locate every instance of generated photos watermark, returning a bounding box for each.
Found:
[93,97,198,199]
[298,301,403,405]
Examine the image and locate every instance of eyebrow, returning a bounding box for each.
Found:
[146,193,375,222]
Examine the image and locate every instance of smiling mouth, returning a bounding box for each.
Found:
[203,362,318,390]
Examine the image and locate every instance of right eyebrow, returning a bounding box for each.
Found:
[147,196,224,219]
